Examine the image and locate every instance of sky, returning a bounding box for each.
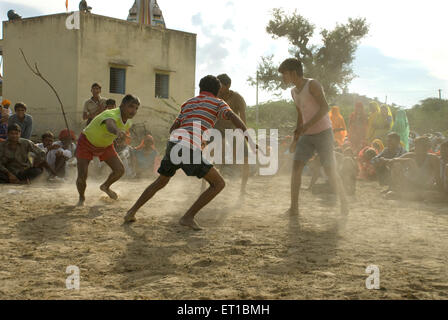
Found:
[1,0,447,108]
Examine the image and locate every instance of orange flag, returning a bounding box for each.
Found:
[65,0,68,11]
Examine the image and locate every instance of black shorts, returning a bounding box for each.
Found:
[158,142,213,179]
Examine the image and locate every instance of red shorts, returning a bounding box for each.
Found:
[76,133,118,162]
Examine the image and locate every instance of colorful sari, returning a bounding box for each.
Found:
[329,106,347,146]
[392,110,410,152]
[370,105,393,142]
[348,102,368,153]
[367,102,381,142]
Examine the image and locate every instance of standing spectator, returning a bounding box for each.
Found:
[348,101,368,154]
[367,102,381,143]
[392,109,410,152]
[329,106,347,147]
[8,102,33,140]
[0,124,46,184]
[83,83,107,125]
[370,105,394,142]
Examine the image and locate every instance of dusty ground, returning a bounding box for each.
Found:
[1,172,447,300]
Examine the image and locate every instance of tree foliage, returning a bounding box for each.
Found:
[249,9,369,99]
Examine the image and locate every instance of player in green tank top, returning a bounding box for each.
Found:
[76,94,140,206]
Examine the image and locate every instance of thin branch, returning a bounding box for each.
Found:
[20,48,72,139]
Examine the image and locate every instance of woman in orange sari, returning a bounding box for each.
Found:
[329,106,347,147]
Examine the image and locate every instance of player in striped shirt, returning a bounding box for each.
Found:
[124,75,257,230]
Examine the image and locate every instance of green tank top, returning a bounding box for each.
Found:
[83,108,132,148]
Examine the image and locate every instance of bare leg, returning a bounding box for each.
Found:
[324,165,349,215]
[200,179,207,193]
[76,158,91,206]
[289,160,306,215]
[124,174,171,223]
[179,167,226,230]
[308,164,321,190]
[100,155,125,200]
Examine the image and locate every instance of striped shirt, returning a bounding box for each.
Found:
[170,91,232,150]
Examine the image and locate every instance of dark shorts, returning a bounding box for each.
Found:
[294,128,335,168]
[158,142,213,179]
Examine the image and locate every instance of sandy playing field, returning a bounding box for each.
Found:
[1,172,447,300]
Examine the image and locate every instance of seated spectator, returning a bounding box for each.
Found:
[133,135,160,178]
[8,102,33,140]
[371,139,384,154]
[114,134,136,178]
[105,99,116,110]
[371,132,406,187]
[36,131,56,153]
[1,99,13,116]
[46,129,77,179]
[358,147,377,180]
[0,124,46,184]
[386,136,442,200]
[0,102,10,140]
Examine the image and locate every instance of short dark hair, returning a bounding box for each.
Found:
[14,102,27,112]
[278,58,304,77]
[217,74,232,87]
[387,132,401,143]
[91,83,102,89]
[364,148,377,161]
[199,75,221,97]
[121,94,141,107]
[106,99,116,106]
[42,131,54,140]
[8,123,21,133]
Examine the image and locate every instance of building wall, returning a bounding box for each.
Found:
[2,14,80,139]
[2,13,196,142]
[77,13,196,141]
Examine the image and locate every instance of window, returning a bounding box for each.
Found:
[155,73,169,99]
[110,67,126,94]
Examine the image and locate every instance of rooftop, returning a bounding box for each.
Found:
[2,12,196,37]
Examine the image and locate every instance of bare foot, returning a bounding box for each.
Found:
[76,198,85,207]
[179,217,203,231]
[100,184,118,200]
[385,191,400,200]
[285,207,299,216]
[124,211,137,224]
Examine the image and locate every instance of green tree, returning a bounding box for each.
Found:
[249,9,369,99]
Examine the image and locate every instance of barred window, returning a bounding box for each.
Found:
[155,73,169,99]
[110,67,126,94]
